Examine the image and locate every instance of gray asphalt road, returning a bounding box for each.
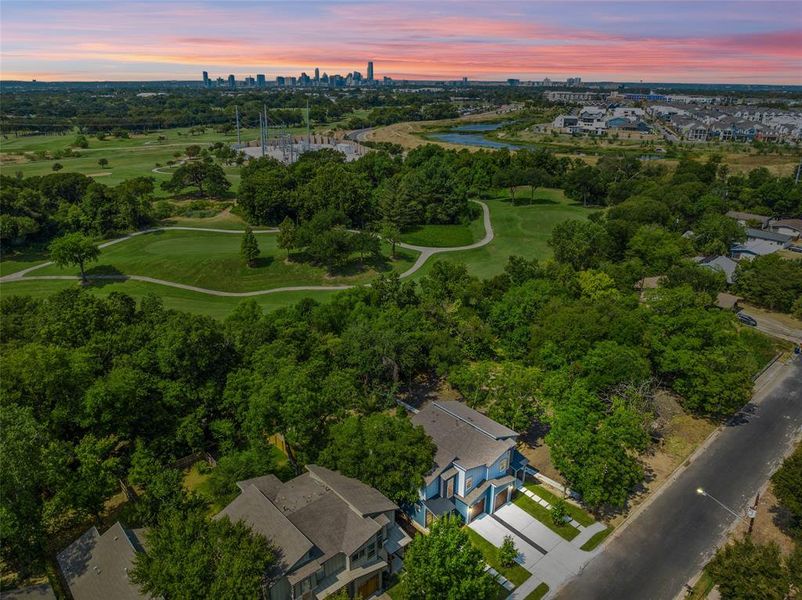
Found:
[556,358,802,600]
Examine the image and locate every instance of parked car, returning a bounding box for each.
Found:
[737,312,758,326]
[788,245,802,254]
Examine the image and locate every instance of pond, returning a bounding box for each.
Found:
[430,121,523,149]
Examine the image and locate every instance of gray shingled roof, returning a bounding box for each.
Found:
[288,491,381,557]
[57,522,150,600]
[433,401,518,440]
[746,228,793,243]
[215,484,314,574]
[726,211,770,225]
[219,467,398,582]
[307,465,398,517]
[412,402,516,472]
[236,473,283,501]
[698,255,738,284]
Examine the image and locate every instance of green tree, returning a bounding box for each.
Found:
[0,405,50,575]
[381,222,402,259]
[736,254,802,313]
[205,444,285,506]
[551,499,568,526]
[240,226,259,267]
[498,535,518,568]
[546,384,649,510]
[564,164,607,206]
[49,232,100,282]
[694,213,746,256]
[277,217,297,259]
[127,443,190,525]
[319,413,435,504]
[707,538,790,600]
[402,515,496,600]
[771,444,802,536]
[73,134,89,149]
[548,219,611,271]
[162,159,230,197]
[131,509,276,600]
[52,162,63,172]
[97,158,109,168]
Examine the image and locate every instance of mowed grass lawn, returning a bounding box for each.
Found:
[465,527,531,586]
[411,187,599,281]
[0,125,311,193]
[400,210,485,247]
[33,230,419,292]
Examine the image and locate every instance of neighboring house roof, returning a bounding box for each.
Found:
[746,228,793,243]
[715,292,741,310]
[726,211,770,226]
[2,584,57,600]
[411,401,517,476]
[771,218,802,233]
[307,465,398,517]
[698,255,738,284]
[217,466,398,580]
[731,240,781,256]
[57,522,150,600]
[216,484,314,574]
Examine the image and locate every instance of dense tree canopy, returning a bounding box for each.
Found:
[402,515,496,600]
[319,413,436,504]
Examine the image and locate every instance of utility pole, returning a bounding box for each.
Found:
[747,493,759,536]
[235,105,241,147]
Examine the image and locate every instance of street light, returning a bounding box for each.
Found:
[696,487,748,522]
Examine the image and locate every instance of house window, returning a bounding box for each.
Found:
[465,476,473,491]
[499,458,507,471]
[367,543,376,560]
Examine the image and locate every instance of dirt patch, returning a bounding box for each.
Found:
[607,408,716,527]
[87,171,112,177]
[399,374,461,410]
[518,434,565,485]
[731,484,797,556]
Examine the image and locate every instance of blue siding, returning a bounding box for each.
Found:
[422,477,440,501]
[461,465,486,496]
[454,497,469,521]
[487,449,512,480]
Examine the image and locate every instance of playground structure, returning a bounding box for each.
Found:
[233,102,367,164]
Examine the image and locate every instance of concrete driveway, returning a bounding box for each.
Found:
[469,501,608,599]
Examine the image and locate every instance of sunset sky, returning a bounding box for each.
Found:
[1,0,801,83]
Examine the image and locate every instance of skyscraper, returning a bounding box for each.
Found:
[202,71,209,87]
[367,61,374,81]
[257,74,265,88]
[228,74,235,89]
[314,67,320,83]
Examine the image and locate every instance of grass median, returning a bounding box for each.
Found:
[512,493,580,541]
[465,528,532,587]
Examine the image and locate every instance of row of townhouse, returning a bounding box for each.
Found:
[54,402,531,600]
[551,106,650,135]
[648,104,802,143]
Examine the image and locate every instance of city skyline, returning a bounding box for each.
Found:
[1,1,801,84]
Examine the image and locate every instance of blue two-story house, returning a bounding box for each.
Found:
[408,400,529,529]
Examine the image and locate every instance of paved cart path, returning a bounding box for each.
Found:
[1,201,493,297]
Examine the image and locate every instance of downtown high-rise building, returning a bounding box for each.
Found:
[257,74,266,88]
[367,61,374,81]
[227,74,236,89]
[314,67,320,83]
[202,71,209,87]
